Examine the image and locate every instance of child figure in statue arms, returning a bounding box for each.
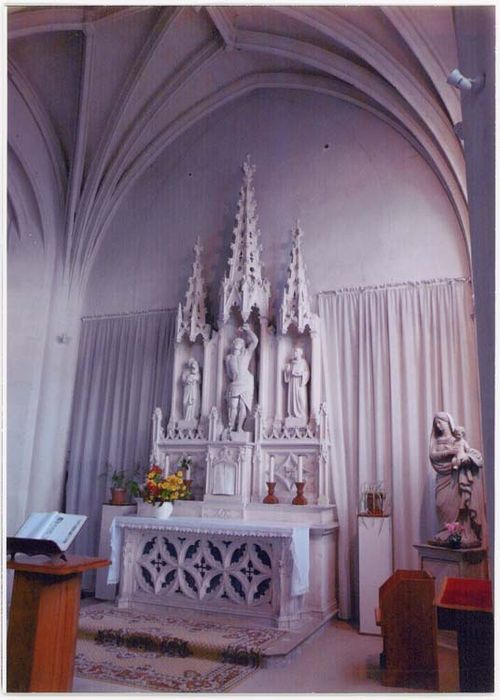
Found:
[451,426,469,470]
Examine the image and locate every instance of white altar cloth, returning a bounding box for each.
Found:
[108,515,309,595]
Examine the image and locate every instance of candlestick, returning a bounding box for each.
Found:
[263,482,279,504]
[292,481,308,506]
[269,455,275,482]
[185,464,191,480]
[165,455,170,474]
[298,455,303,482]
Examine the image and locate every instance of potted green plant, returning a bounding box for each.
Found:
[110,468,129,505]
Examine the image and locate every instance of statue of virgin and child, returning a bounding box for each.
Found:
[429,411,486,548]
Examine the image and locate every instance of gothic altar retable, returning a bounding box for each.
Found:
[115,157,338,629]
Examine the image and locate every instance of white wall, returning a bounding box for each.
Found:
[7,227,84,533]
[7,229,54,532]
[83,88,468,319]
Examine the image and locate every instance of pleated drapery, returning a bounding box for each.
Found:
[65,309,176,576]
[319,278,482,620]
[64,280,483,608]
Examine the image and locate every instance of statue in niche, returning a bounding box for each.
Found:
[284,347,310,423]
[428,412,486,548]
[225,323,258,432]
[181,358,201,422]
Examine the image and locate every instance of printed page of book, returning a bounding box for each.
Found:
[15,512,59,539]
[15,512,87,551]
[42,513,87,550]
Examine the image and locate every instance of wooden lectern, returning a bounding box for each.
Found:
[7,554,109,692]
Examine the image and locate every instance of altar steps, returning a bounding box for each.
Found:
[78,600,335,668]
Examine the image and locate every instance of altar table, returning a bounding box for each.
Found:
[109,515,309,628]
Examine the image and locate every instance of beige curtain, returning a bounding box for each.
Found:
[319,278,482,619]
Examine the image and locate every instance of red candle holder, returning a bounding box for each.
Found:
[292,481,308,506]
[263,481,279,504]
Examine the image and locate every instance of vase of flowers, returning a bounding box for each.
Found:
[130,465,190,519]
[445,521,464,548]
[137,500,173,519]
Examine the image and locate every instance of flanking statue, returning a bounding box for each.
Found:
[428,411,486,548]
[284,347,310,426]
[225,323,258,433]
[181,358,201,422]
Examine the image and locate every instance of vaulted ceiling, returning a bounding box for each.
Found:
[8,5,466,288]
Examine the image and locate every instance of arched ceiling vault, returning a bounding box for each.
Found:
[8,5,468,289]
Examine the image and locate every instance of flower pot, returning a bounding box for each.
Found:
[137,501,173,519]
[110,488,127,505]
[366,491,384,516]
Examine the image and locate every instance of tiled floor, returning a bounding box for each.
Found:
[73,614,459,694]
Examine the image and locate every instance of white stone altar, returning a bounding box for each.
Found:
[109,516,313,628]
[120,157,339,630]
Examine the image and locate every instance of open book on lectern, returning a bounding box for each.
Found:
[7,512,87,559]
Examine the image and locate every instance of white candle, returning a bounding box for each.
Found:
[165,455,170,474]
[185,463,191,480]
[298,455,303,482]
[269,456,275,483]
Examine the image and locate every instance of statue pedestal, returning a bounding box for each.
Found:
[229,430,251,443]
[284,416,307,429]
[177,419,198,430]
[413,543,488,592]
[358,515,392,635]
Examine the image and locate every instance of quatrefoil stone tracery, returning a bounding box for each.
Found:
[135,534,273,606]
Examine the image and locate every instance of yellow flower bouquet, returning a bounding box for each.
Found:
[130,465,190,505]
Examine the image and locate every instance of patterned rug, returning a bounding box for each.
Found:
[75,603,285,693]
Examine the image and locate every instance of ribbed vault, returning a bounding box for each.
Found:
[8,5,467,289]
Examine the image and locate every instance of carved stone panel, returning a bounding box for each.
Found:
[135,533,273,607]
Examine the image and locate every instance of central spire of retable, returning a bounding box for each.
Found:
[220,155,270,323]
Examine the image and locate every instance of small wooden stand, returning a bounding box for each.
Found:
[263,481,279,504]
[7,554,109,692]
[7,536,69,561]
[292,481,308,505]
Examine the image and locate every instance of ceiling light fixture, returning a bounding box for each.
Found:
[447,68,485,92]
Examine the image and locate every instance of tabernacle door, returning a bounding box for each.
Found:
[213,460,236,495]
